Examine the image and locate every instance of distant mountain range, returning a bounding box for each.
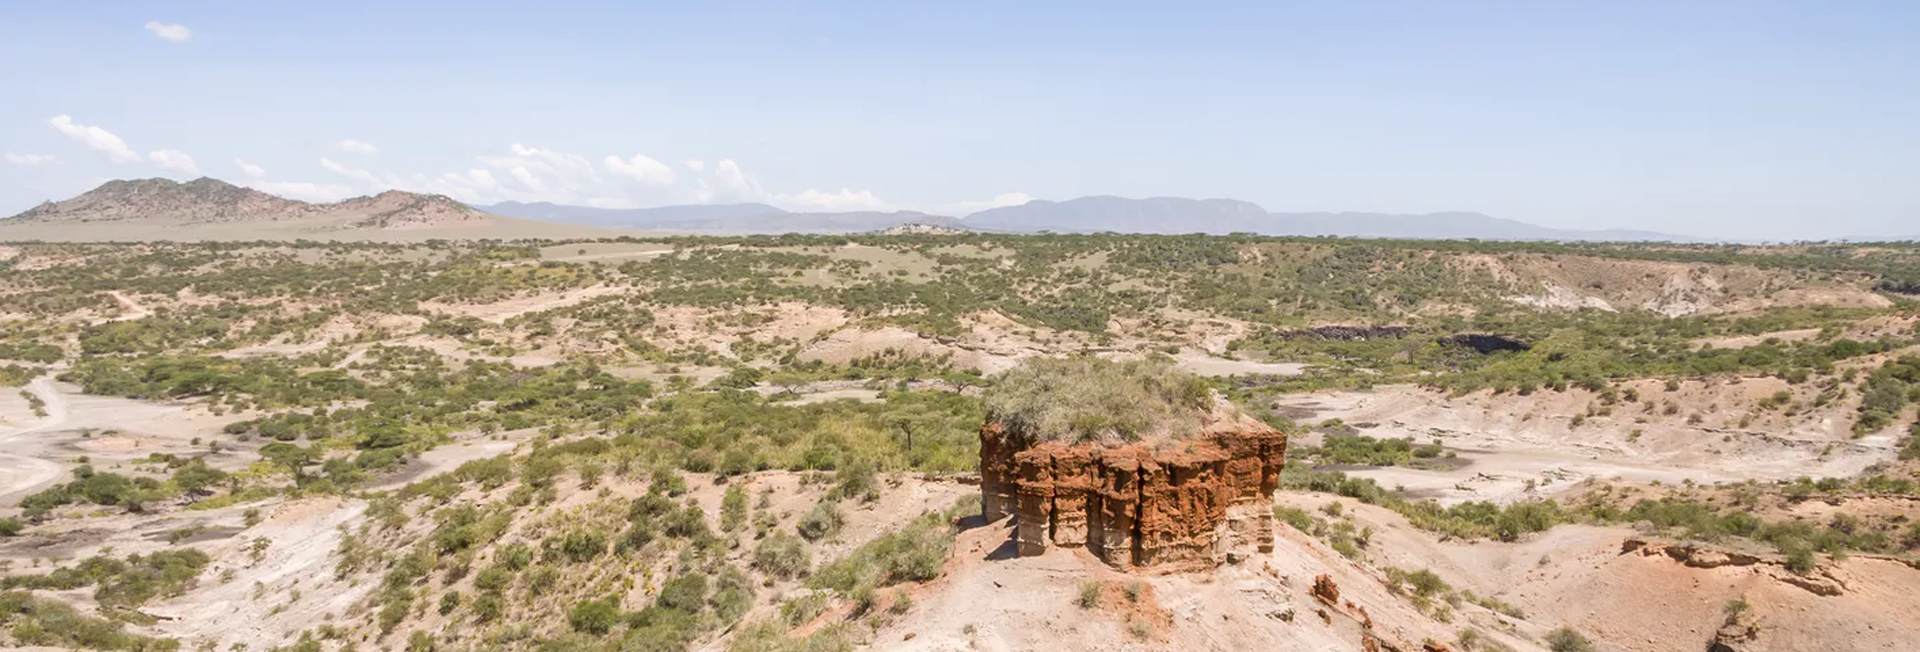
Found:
[4,178,1716,242]
[479,201,966,235]
[485,195,1702,242]
[961,196,1694,241]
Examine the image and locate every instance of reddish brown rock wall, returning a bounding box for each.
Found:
[979,414,1287,571]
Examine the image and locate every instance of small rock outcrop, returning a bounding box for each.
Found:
[980,398,1287,572]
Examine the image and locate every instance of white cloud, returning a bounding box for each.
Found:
[473,144,601,201]
[776,189,895,212]
[507,166,544,191]
[428,169,505,204]
[245,181,357,203]
[215,143,1022,217]
[332,139,379,155]
[47,115,142,164]
[4,153,58,167]
[706,159,764,202]
[234,158,266,179]
[147,149,201,176]
[320,157,384,185]
[605,154,678,184]
[144,21,193,42]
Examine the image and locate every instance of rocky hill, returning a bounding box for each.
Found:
[0,177,620,241]
[6,177,487,229]
[10,177,314,224]
[333,190,491,229]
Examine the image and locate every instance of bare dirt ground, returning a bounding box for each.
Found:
[538,241,678,263]
[0,378,73,506]
[421,284,635,323]
[147,498,376,652]
[1693,328,1823,350]
[361,426,550,492]
[1275,383,1902,505]
[0,378,250,507]
[1278,491,1920,652]
[869,509,1546,652]
[107,290,153,321]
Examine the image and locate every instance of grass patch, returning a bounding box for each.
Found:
[984,356,1213,444]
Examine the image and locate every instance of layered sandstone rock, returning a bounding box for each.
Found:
[980,403,1287,571]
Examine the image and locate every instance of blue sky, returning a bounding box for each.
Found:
[1,1,1915,239]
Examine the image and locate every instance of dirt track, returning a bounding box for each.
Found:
[0,378,72,506]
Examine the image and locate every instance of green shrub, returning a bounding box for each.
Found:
[1545,628,1594,652]
[1784,545,1817,574]
[554,529,608,563]
[710,567,756,624]
[2,549,212,608]
[807,514,952,598]
[833,459,879,502]
[752,531,813,579]
[569,597,621,635]
[657,573,709,613]
[0,590,179,651]
[721,484,749,532]
[725,620,854,652]
[779,593,832,626]
[797,500,843,542]
[471,591,505,622]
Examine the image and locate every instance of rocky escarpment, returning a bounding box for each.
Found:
[981,407,1287,572]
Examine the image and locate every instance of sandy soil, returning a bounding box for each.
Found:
[422,284,634,323]
[0,378,250,507]
[364,429,536,491]
[870,512,1546,652]
[0,378,73,506]
[539,241,677,263]
[1283,491,1920,652]
[1167,349,1306,377]
[1275,383,1900,505]
[147,498,376,651]
[1693,328,1823,350]
[107,290,153,321]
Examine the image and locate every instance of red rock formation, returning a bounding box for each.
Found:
[1311,574,1341,605]
[979,422,1021,522]
[979,404,1287,571]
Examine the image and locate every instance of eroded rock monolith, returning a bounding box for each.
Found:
[980,400,1287,572]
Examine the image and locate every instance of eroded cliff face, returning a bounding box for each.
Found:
[980,411,1287,572]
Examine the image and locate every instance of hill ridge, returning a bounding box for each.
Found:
[6,177,485,229]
